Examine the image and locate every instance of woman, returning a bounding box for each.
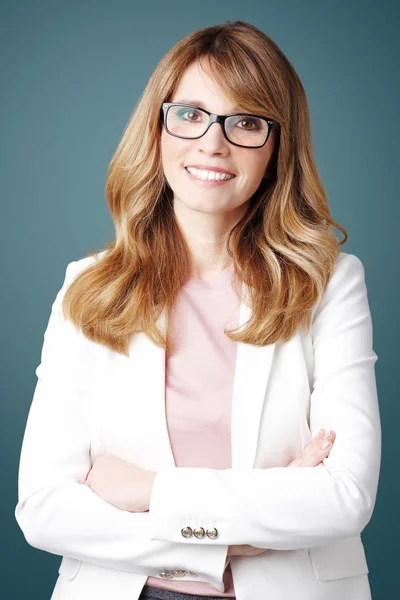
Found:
[15,20,381,600]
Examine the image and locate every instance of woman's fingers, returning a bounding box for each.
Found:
[287,429,336,467]
[227,544,267,557]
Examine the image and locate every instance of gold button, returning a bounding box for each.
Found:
[206,527,218,539]
[171,570,185,577]
[181,526,193,538]
[194,527,205,539]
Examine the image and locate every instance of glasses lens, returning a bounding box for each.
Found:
[166,105,269,147]
[225,115,269,147]
[166,105,209,138]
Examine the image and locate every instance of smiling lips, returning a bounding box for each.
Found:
[186,164,236,175]
[185,166,236,182]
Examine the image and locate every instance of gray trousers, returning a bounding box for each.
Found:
[138,584,235,600]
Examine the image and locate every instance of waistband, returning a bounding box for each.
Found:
[139,584,235,600]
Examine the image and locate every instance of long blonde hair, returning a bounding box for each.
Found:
[62,20,348,357]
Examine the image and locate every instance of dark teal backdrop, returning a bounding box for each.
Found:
[1,0,398,597]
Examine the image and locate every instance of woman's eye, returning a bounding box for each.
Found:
[237,118,259,130]
[177,110,201,121]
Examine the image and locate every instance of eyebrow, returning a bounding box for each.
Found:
[173,98,246,114]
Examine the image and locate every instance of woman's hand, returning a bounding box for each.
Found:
[227,544,269,557]
[227,429,336,557]
[287,428,336,467]
[83,454,157,513]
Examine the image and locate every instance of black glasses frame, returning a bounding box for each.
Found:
[160,102,280,149]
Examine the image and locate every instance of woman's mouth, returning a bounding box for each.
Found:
[184,166,236,187]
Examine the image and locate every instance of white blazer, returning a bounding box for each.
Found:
[15,250,381,600]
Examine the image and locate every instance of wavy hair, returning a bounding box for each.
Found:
[62,20,348,357]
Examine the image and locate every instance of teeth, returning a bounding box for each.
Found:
[186,167,234,181]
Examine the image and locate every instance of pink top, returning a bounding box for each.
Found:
[145,263,240,596]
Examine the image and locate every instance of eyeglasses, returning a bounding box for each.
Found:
[160,102,280,149]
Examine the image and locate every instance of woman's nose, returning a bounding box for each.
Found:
[196,122,229,152]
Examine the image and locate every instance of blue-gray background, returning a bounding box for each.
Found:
[1,0,398,597]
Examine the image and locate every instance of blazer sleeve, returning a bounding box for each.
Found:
[14,260,229,592]
[148,253,382,550]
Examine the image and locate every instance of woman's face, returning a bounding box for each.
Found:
[160,60,277,218]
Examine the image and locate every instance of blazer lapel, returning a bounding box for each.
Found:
[230,282,277,469]
[127,281,277,472]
